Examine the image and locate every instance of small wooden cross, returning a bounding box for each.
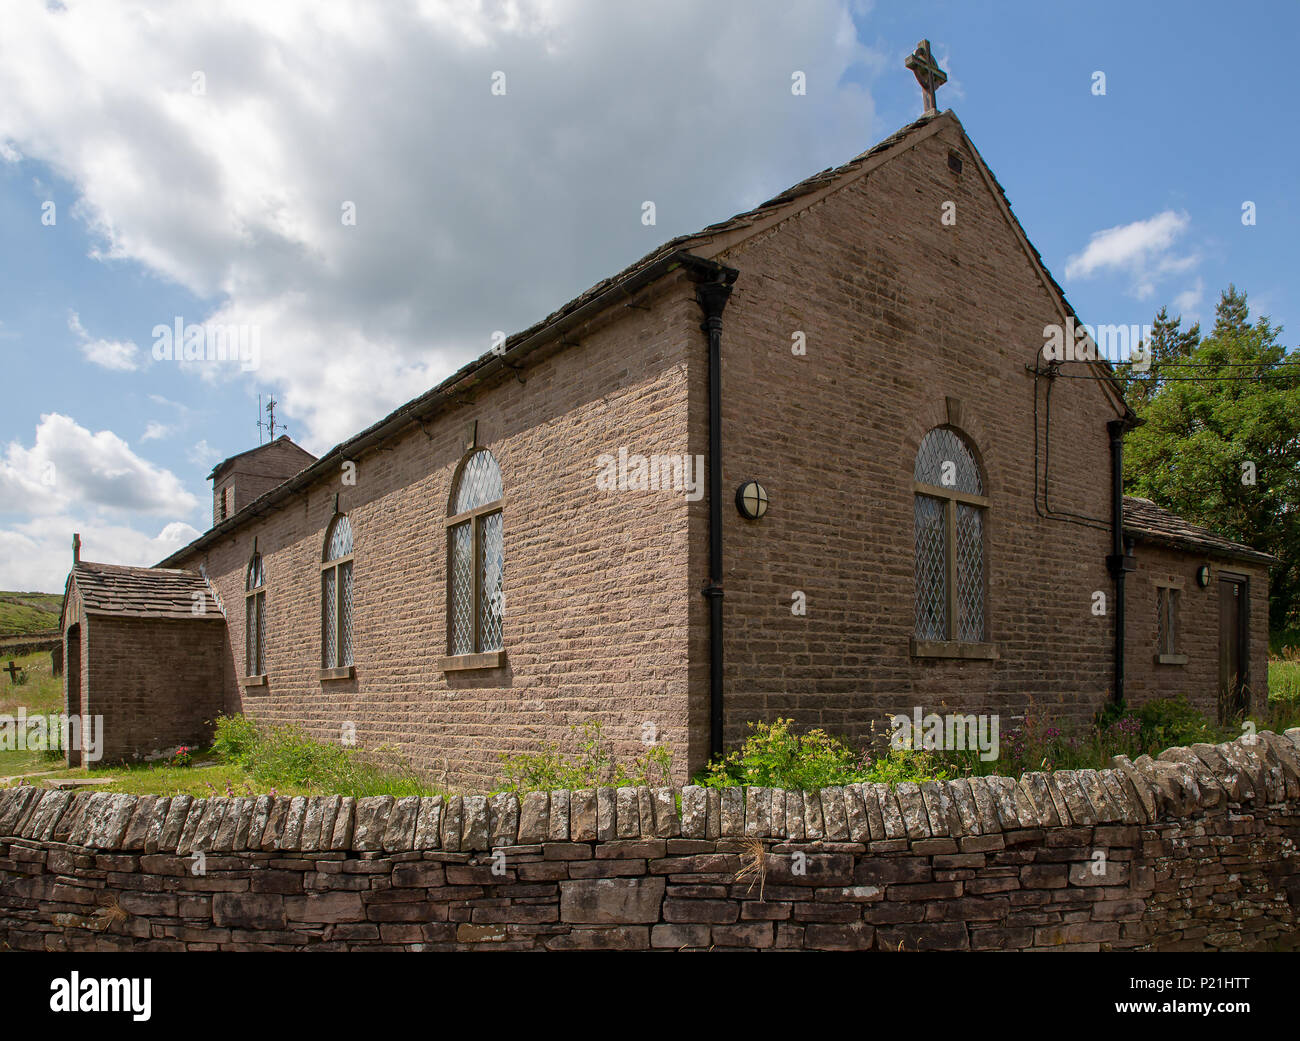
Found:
[4,660,22,684]
[905,39,947,116]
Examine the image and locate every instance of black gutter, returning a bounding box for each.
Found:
[1105,417,1139,705]
[691,263,739,761]
[157,249,712,569]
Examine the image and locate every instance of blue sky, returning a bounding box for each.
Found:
[0,0,1295,591]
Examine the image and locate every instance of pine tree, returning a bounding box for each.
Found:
[1119,306,1201,407]
[1213,284,1250,338]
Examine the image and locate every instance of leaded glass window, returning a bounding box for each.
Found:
[913,427,987,643]
[245,552,266,676]
[447,449,504,656]
[321,514,354,668]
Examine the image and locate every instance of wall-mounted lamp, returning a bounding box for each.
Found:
[736,480,769,520]
[1196,564,1212,588]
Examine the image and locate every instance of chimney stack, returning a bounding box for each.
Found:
[72,532,80,565]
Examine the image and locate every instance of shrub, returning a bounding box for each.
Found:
[862,744,953,785]
[954,713,1086,776]
[1269,627,1300,658]
[496,721,672,794]
[211,715,259,766]
[953,702,1169,778]
[1135,695,1219,752]
[209,714,434,798]
[699,718,871,790]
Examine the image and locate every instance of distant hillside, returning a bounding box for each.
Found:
[0,592,63,636]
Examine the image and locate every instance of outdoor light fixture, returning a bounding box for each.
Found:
[736,480,769,520]
[1196,564,1212,588]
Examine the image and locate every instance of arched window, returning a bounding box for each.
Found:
[446,449,504,657]
[321,513,354,669]
[245,552,266,677]
[913,427,988,643]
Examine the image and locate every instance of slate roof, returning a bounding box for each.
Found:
[207,434,316,480]
[68,561,222,620]
[1123,496,1275,564]
[158,108,1127,569]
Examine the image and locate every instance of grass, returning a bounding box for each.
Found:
[1268,659,1300,704]
[0,592,63,636]
[0,650,66,778]
[34,760,319,798]
[208,715,438,798]
[5,715,443,798]
[1266,659,1300,732]
[3,652,1297,796]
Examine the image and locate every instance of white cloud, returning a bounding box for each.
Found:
[0,412,198,516]
[186,440,221,468]
[0,415,203,589]
[0,0,884,451]
[1170,278,1204,320]
[928,42,964,104]
[0,517,200,593]
[68,310,140,371]
[140,421,172,441]
[1064,210,1198,300]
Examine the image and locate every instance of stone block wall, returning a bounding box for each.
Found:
[708,116,1127,747]
[211,438,316,528]
[1,730,1297,951]
[1124,543,1271,723]
[178,270,704,790]
[80,617,229,767]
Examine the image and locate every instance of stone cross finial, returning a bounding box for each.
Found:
[72,532,80,565]
[905,39,947,116]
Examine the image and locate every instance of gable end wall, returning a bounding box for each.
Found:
[707,119,1126,747]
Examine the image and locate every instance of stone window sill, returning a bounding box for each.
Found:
[440,650,505,672]
[319,666,356,681]
[242,674,267,687]
[1157,653,1189,666]
[910,639,999,660]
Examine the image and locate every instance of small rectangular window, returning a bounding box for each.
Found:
[1158,585,1181,657]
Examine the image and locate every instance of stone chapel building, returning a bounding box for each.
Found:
[60,87,1273,785]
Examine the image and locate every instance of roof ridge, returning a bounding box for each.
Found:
[207,434,317,480]
[75,560,199,575]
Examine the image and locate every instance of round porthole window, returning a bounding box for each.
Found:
[736,480,769,520]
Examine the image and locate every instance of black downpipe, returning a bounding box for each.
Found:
[1105,418,1137,705]
[695,272,737,761]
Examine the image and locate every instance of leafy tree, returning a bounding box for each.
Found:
[1124,286,1300,631]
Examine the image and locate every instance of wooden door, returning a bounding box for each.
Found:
[65,623,82,767]
[1218,577,1248,722]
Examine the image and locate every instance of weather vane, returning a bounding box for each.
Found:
[257,394,284,443]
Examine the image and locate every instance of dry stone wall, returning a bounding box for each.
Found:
[1,730,1297,951]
